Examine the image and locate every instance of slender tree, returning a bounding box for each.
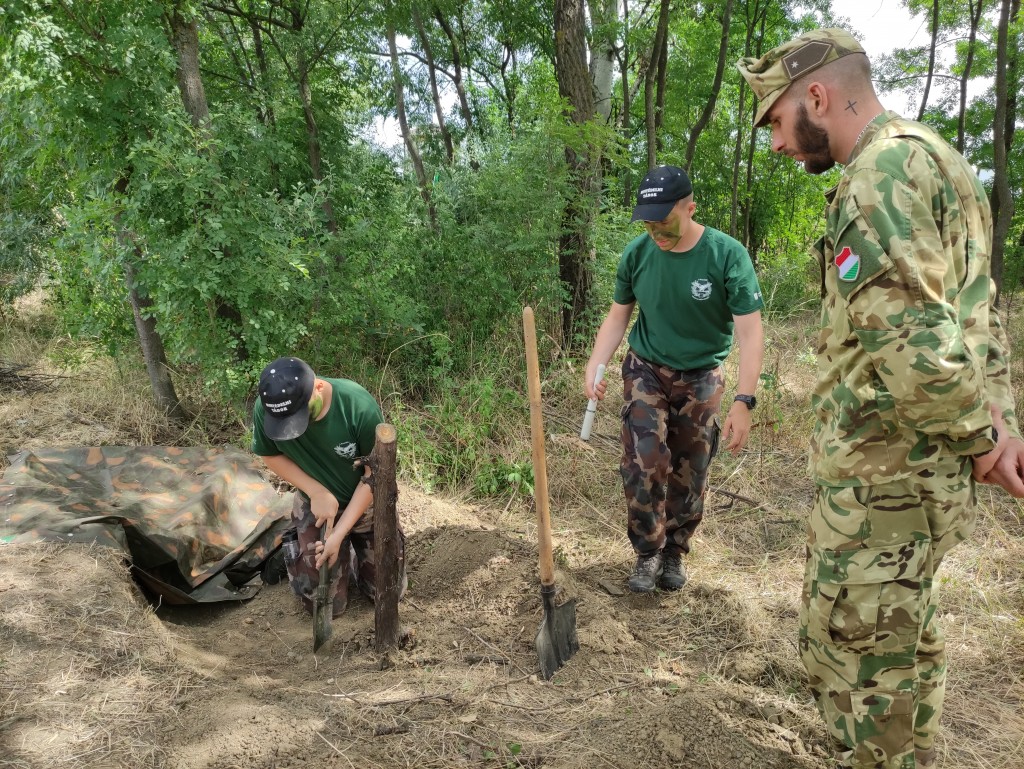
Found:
[917,0,940,120]
[684,0,734,170]
[992,0,1019,298]
[554,0,599,342]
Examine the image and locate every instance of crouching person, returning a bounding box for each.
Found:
[252,356,407,617]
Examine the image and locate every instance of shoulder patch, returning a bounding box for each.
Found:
[835,247,860,281]
[831,191,895,301]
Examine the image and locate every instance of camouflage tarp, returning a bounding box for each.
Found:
[0,446,292,603]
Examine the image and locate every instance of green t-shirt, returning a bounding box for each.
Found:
[613,227,764,371]
[251,377,382,504]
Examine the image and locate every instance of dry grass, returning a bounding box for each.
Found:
[0,290,238,473]
[0,544,196,769]
[1,293,1022,768]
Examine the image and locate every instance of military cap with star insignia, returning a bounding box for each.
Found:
[735,28,865,128]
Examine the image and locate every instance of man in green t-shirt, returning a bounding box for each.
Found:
[252,356,406,618]
[585,165,764,593]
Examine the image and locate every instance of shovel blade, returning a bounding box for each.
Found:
[535,587,578,680]
[313,564,332,652]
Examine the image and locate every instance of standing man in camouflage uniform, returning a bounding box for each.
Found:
[585,165,765,593]
[738,29,1024,769]
[252,357,406,619]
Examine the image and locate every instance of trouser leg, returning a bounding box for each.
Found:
[799,460,974,769]
[621,351,670,556]
[663,367,723,556]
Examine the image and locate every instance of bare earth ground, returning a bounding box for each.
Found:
[2,299,1023,768]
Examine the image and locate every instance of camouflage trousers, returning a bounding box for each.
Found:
[620,350,723,557]
[800,457,976,769]
[285,492,407,619]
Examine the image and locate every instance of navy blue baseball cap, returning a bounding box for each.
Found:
[258,357,315,440]
[631,165,694,222]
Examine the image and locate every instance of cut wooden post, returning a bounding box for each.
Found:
[372,423,401,652]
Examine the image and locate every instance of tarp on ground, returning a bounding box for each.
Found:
[0,446,292,604]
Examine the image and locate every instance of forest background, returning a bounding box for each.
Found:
[1,0,1022,498]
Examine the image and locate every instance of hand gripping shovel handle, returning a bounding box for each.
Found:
[580,363,606,441]
[523,307,555,587]
[312,522,332,652]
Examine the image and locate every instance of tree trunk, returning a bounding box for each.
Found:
[113,175,188,422]
[554,0,599,344]
[684,0,734,170]
[371,423,402,652]
[644,0,670,169]
[386,18,438,231]
[991,0,1017,300]
[958,0,984,153]
[298,53,338,233]
[170,8,210,131]
[168,4,247,360]
[917,0,940,120]
[587,0,617,124]
[434,7,475,134]
[743,9,768,256]
[730,76,747,238]
[413,4,455,163]
[500,42,517,133]
[620,0,632,207]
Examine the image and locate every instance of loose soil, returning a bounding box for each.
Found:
[1,483,830,769]
[2,299,1022,768]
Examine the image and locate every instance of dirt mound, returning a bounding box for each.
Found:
[1,486,828,769]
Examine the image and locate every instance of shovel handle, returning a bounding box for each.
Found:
[523,307,556,587]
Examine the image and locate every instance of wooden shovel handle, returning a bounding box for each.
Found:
[523,307,555,587]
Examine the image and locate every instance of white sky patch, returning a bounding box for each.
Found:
[829,0,992,113]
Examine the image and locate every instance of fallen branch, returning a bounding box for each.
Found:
[0,362,66,394]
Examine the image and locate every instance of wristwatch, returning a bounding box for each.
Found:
[734,394,757,410]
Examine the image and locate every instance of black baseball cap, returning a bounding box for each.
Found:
[631,165,693,222]
[258,357,316,440]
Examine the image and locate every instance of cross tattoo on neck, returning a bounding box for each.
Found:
[845,100,858,115]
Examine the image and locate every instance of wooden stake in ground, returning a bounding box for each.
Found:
[372,423,401,652]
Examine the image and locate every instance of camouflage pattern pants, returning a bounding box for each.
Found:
[801,457,976,769]
[620,350,723,557]
[285,492,407,619]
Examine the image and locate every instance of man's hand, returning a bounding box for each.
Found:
[972,405,1010,481]
[310,489,340,530]
[976,436,1024,498]
[721,401,753,456]
[584,362,609,401]
[314,529,344,569]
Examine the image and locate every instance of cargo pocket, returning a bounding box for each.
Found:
[708,416,721,462]
[807,539,929,656]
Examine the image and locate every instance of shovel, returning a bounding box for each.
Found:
[312,522,332,652]
[522,306,579,680]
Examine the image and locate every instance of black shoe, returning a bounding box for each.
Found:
[628,552,663,593]
[261,549,288,585]
[660,552,687,590]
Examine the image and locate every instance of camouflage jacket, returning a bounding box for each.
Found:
[810,111,1019,486]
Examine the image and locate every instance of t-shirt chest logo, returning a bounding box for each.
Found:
[691,279,713,301]
[334,442,357,459]
[835,246,860,281]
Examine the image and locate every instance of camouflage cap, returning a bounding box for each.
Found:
[736,28,865,128]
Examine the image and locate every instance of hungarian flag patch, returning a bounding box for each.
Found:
[835,246,860,282]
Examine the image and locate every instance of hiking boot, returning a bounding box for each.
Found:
[628,552,663,593]
[659,553,687,590]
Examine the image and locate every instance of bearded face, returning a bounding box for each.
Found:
[795,102,836,175]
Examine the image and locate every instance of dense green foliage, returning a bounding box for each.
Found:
[1,0,1021,495]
